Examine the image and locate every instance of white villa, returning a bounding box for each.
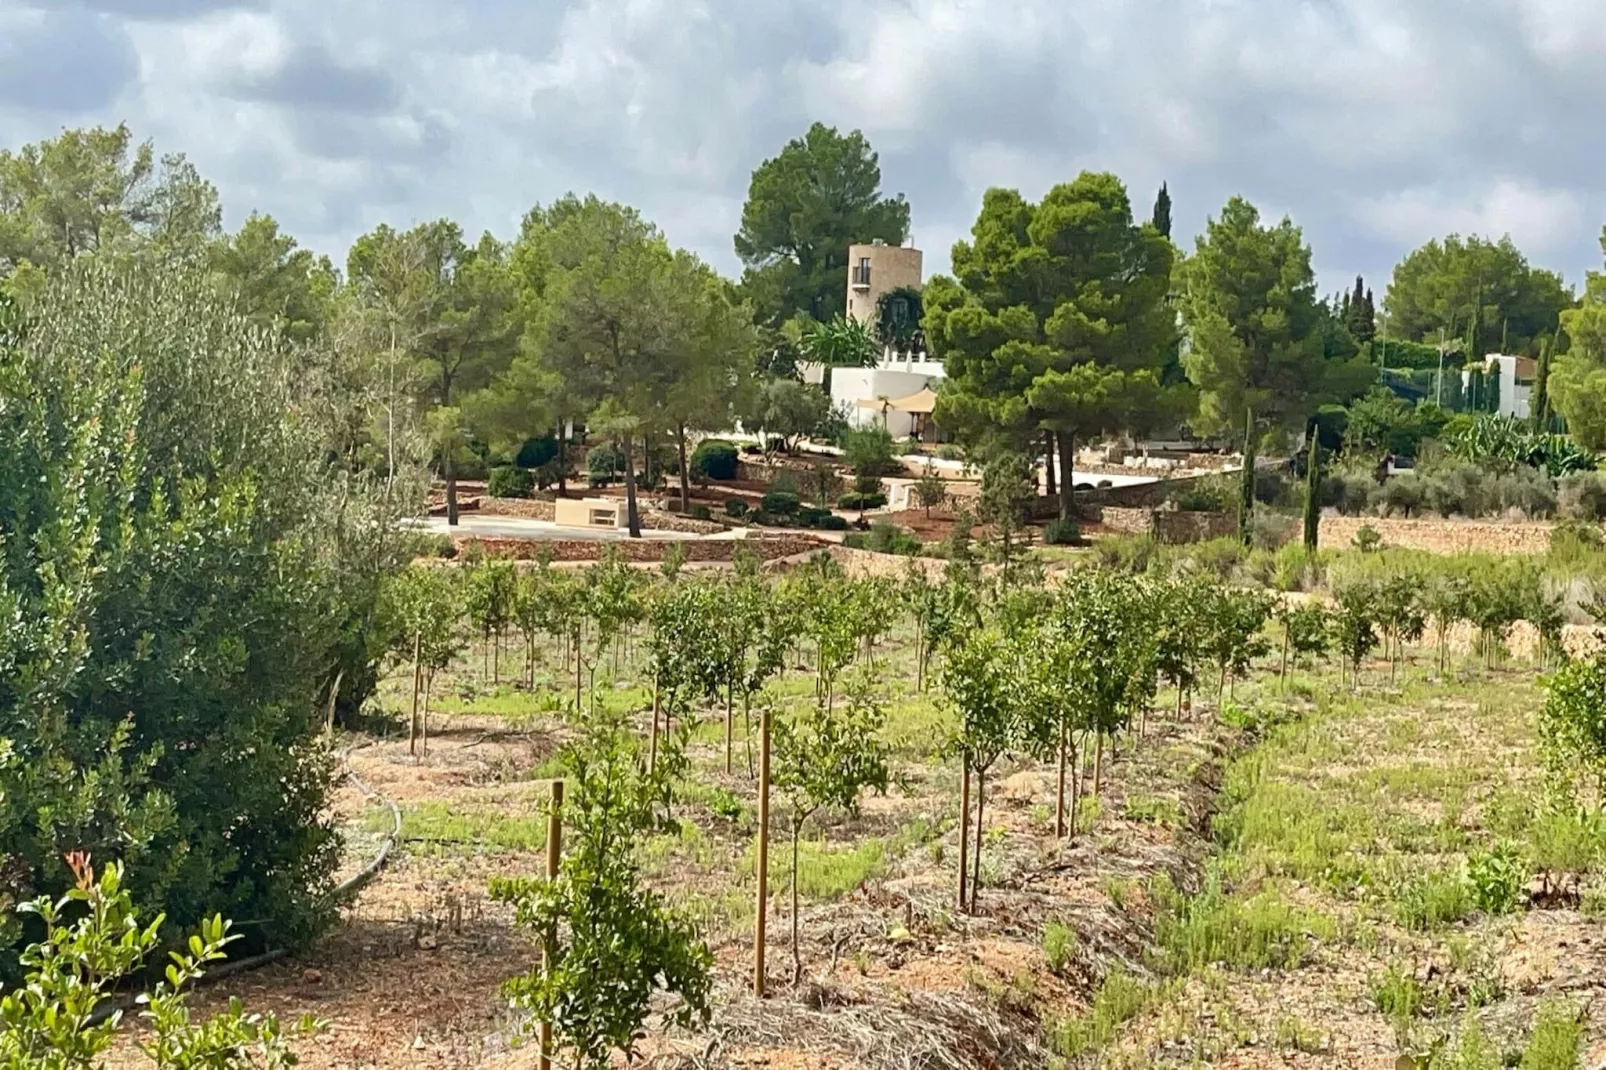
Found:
[802,239,945,440]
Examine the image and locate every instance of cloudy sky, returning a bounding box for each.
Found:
[4,0,1604,297]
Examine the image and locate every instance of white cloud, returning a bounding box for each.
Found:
[1358,180,1585,254]
[2,0,1605,291]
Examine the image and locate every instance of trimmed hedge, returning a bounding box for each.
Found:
[690,439,739,482]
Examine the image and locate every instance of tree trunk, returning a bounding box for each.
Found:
[915,619,926,692]
[421,673,431,756]
[556,418,569,498]
[1093,732,1104,797]
[725,686,735,775]
[445,447,460,527]
[971,768,986,909]
[1069,736,1081,837]
[791,823,803,985]
[1281,624,1291,685]
[1056,433,1076,523]
[622,432,642,538]
[677,424,692,515]
[1238,407,1256,547]
[1044,432,1057,499]
[957,762,971,913]
[648,679,660,774]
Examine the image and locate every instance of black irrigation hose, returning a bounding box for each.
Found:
[84,741,402,1027]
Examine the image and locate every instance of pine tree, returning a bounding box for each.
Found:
[1152,182,1172,240]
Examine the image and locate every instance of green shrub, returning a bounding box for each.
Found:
[795,505,831,528]
[1354,524,1383,552]
[1378,476,1426,517]
[761,490,801,516]
[838,490,888,512]
[689,439,739,482]
[586,444,626,487]
[1051,969,1152,1057]
[820,514,850,531]
[935,444,965,462]
[725,497,748,517]
[488,464,536,499]
[1323,466,1377,516]
[1466,843,1527,915]
[1559,471,1606,521]
[688,504,712,521]
[516,435,559,470]
[1043,518,1080,545]
[0,263,399,974]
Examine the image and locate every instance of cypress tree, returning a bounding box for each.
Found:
[1303,432,1320,550]
[1152,182,1172,240]
[1238,407,1256,548]
[1533,337,1553,430]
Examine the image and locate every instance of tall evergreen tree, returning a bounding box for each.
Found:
[1152,182,1173,240]
[1344,275,1376,345]
[926,174,1179,523]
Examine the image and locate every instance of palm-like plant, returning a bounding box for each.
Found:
[800,314,881,396]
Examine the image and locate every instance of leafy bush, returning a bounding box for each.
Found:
[935,444,965,462]
[795,505,832,528]
[1323,466,1376,516]
[1540,651,1606,794]
[724,497,748,517]
[688,504,712,521]
[1466,843,1527,915]
[1044,518,1080,545]
[1495,466,1558,518]
[515,434,559,470]
[1377,476,1425,517]
[1042,920,1076,975]
[1559,471,1606,520]
[1448,414,1597,477]
[761,489,801,516]
[1421,460,1497,517]
[843,521,921,556]
[0,858,319,1067]
[586,444,626,487]
[488,464,535,499]
[689,438,739,482]
[842,426,899,477]
[837,490,888,512]
[1520,999,1584,1070]
[1173,480,1232,512]
[0,263,404,971]
[819,514,850,531]
[1353,524,1383,552]
[1250,511,1296,551]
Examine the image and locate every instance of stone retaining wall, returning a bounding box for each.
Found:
[1098,506,1237,544]
[1316,516,1556,555]
[455,534,823,563]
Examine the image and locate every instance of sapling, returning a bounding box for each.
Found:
[770,682,890,983]
[491,711,711,1070]
[942,626,1022,910]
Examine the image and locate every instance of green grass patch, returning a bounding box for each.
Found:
[381,799,549,853]
[1051,969,1156,1058]
[1152,873,1336,973]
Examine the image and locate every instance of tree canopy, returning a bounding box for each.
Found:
[734,123,909,327]
[1382,234,1572,358]
[926,173,1178,519]
[1551,228,1606,450]
[1177,196,1373,439]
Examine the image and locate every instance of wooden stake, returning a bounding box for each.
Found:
[754,707,772,998]
[409,633,421,756]
[957,761,971,913]
[1055,726,1068,838]
[539,779,564,1070]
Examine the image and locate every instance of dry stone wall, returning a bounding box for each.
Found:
[1317,516,1556,555]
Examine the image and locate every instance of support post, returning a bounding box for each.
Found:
[754,707,772,997]
[538,780,564,1070]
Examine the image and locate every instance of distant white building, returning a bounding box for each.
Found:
[1465,354,1535,420]
[801,240,946,440]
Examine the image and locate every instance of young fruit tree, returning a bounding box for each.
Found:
[467,558,519,683]
[1330,581,1380,690]
[1275,601,1332,683]
[770,683,890,983]
[941,626,1022,911]
[1203,587,1273,703]
[385,565,467,755]
[0,855,321,1068]
[1540,650,1606,809]
[491,712,712,1070]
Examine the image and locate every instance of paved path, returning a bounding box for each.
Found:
[417,515,694,542]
